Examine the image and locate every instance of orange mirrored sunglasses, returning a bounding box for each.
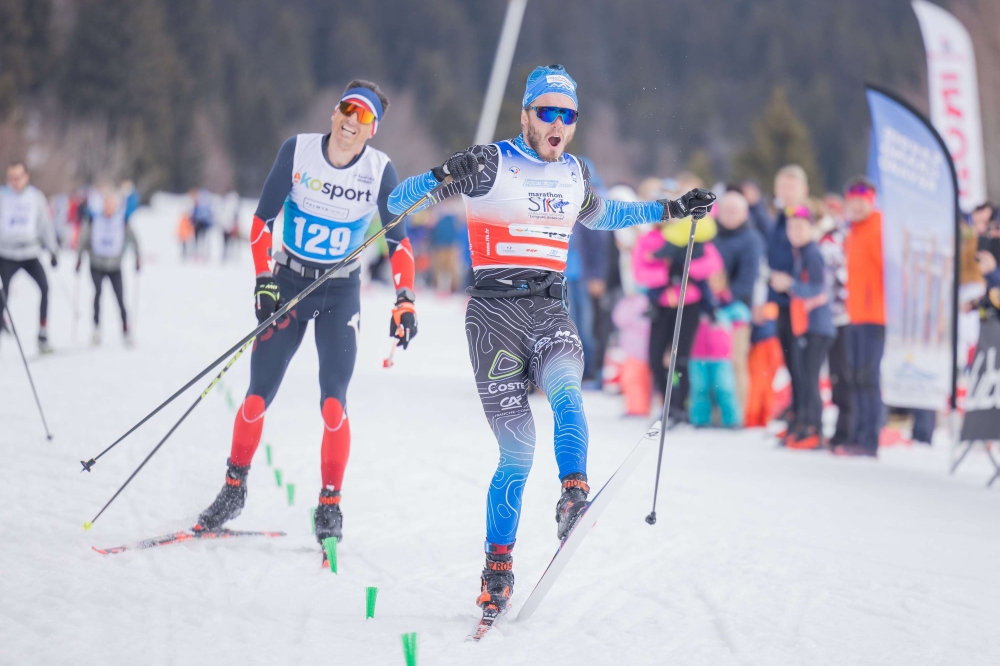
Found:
[338,100,376,125]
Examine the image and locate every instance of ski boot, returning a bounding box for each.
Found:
[786,426,822,450]
[555,473,590,541]
[477,549,514,615]
[780,423,799,447]
[195,460,249,530]
[37,327,52,355]
[314,488,343,543]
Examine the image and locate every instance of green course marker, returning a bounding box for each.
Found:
[322,537,338,573]
[265,444,272,466]
[274,469,282,487]
[401,632,417,666]
[286,483,295,506]
[365,587,378,619]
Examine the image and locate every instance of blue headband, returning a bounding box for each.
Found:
[522,64,578,109]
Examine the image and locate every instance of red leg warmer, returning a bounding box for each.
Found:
[320,398,351,490]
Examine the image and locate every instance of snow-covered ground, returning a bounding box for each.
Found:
[2,198,1000,665]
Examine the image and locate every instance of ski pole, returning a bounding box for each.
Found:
[645,214,702,526]
[72,271,81,343]
[131,269,141,337]
[383,339,399,368]
[79,175,471,473]
[83,339,252,528]
[52,270,80,327]
[0,290,54,440]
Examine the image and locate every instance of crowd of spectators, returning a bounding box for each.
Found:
[390,158,1000,459]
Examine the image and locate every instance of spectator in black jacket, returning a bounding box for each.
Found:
[972,202,1000,267]
[566,221,611,384]
[714,190,763,416]
[741,179,774,239]
[715,190,763,307]
[767,165,810,423]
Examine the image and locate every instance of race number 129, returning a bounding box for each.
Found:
[293,216,351,256]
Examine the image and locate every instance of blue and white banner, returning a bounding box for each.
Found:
[866,86,959,410]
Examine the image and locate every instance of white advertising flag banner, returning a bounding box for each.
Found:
[912,0,987,212]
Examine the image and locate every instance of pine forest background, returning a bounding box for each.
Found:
[2,0,999,199]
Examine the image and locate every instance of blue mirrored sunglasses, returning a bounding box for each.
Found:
[526,106,579,125]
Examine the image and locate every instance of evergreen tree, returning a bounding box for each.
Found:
[222,40,282,193]
[687,149,714,188]
[59,0,188,190]
[734,87,823,194]
[162,0,221,98]
[0,0,51,114]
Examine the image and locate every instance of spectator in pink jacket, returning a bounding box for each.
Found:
[633,217,722,422]
[688,272,752,427]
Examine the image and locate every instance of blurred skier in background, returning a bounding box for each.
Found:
[0,161,59,354]
[190,188,214,260]
[221,191,242,262]
[76,185,141,346]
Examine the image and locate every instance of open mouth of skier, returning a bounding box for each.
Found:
[340,123,358,139]
[547,135,562,148]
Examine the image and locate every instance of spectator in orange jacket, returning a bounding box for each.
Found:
[837,177,884,457]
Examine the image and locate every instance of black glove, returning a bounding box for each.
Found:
[50,253,58,268]
[389,297,417,349]
[432,150,482,182]
[254,276,281,324]
[659,188,717,221]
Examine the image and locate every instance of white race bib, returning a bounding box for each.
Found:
[0,186,39,245]
[281,134,389,264]
[90,209,126,258]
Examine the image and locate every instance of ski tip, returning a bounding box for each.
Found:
[83,521,93,531]
[91,545,108,555]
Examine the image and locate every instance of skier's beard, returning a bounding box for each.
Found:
[525,124,564,162]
